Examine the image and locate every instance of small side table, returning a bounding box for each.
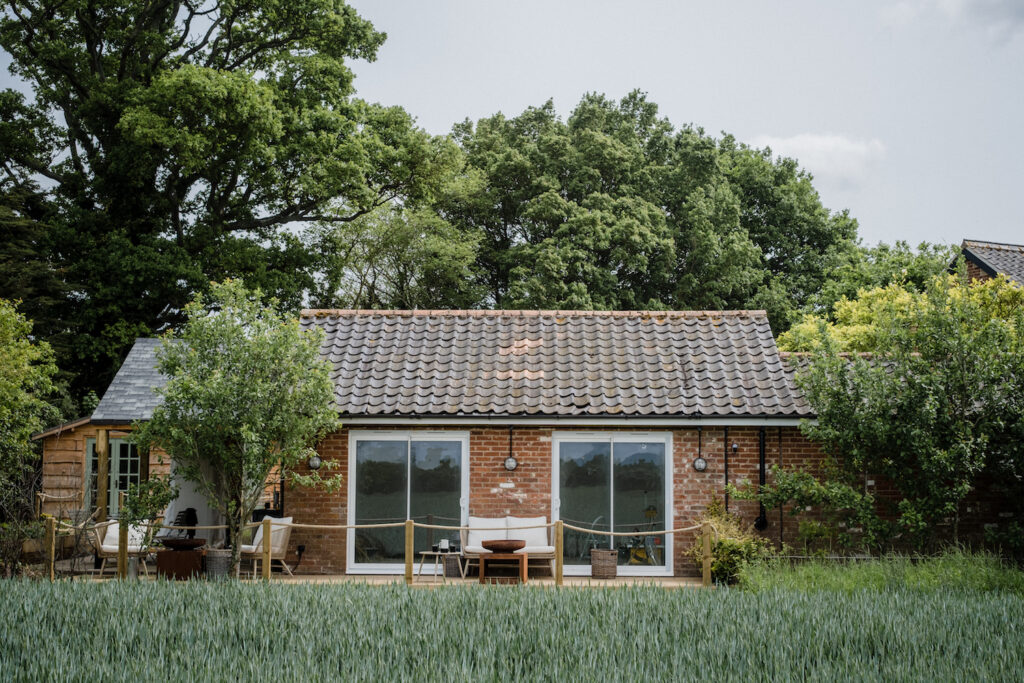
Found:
[479,552,529,585]
[417,550,465,583]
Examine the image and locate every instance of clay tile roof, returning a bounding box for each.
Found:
[301,309,812,419]
[961,239,1024,284]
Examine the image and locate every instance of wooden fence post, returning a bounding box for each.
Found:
[262,518,272,580]
[117,520,128,580]
[404,520,414,586]
[554,520,564,587]
[45,515,56,582]
[701,521,712,588]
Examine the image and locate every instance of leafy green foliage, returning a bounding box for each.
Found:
[794,273,1024,548]
[688,500,773,583]
[121,475,178,551]
[2,581,1024,679]
[738,549,1024,595]
[133,281,338,574]
[310,205,483,309]
[445,91,856,325]
[729,467,892,552]
[0,0,456,397]
[0,300,57,575]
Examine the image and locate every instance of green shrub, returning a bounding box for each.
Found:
[689,499,773,583]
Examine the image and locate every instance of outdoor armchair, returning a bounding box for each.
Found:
[92,520,154,576]
[240,517,294,577]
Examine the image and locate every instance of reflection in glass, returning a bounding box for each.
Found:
[558,442,611,565]
[410,441,462,554]
[613,442,666,567]
[353,440,407,563]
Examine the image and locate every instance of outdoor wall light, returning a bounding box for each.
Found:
[504,456,518,471]
[692,457,708,472]
[307,454,322,471]
[731,443,739,454]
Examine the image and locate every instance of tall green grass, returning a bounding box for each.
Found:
[2,579,1023,681]
[739,549,1024,595]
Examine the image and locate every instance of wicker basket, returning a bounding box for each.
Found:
[590,549,618,579]
[443,554,462,578]
[205,548,232,578]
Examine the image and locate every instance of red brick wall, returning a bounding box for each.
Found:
[285,424,830,576]
[966,259,991,282]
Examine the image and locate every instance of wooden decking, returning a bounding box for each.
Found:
[275,573,704,588]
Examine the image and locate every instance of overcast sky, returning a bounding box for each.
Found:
[2,1,1021,247]
[345,0,1024,247]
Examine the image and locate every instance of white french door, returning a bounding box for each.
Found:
[552,432,673,576]
[346,431,469,573]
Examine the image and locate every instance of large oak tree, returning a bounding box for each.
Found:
[0,0,457,398]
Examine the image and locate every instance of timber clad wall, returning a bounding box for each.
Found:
[285,424,828,576]
[38,423,170,517]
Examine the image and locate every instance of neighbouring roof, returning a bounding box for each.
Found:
[90,338,167,424]
[302,309,812,419]
[961,239,1024,283]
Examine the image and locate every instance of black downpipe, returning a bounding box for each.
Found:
[723,427,729,512]
[754,427,768,530]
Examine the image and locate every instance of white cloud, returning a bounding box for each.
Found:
[882,0,1024,41]
[749,133,887,189]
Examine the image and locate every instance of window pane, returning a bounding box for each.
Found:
[613,441,666,567]
[559,442,611,565]
[410,441,462,553]
[353,440,407,563]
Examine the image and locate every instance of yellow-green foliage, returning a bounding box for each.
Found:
[778,273,1024,352]
[688,500,772,583]
[2,581,1024,680]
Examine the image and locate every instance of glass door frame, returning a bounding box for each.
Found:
[346,430,470,574]
[551,431,674,577]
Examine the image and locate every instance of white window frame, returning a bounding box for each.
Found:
[347,430,470,574]
[551,431,674,577]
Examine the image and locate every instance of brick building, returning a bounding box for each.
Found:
[37,309,830,577]
[958,239,1024,283]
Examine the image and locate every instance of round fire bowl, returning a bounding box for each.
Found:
[160,537,207,551]
[482,539,526,553]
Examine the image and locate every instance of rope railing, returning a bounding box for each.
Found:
[42,516,716,588]
[562,522,703,537]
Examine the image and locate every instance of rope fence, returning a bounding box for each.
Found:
[42,516,716,587]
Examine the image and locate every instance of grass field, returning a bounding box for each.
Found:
[738,550,1024,595]
[2,579,1023,681]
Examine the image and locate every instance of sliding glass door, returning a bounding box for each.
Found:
[348,431,468,573]
[553,432,672,576]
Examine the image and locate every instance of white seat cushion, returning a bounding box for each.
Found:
[463,545,492,555]
[515,545,555,555]
[467,516,506,547]
[506,516,548,548]
[240,544,258,554]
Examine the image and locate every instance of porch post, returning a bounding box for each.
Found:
[45,515,56,581]
[404,519,414,585]
[117,519,128,580]
[96,429,109,522]
[554,520,564,587]
[261,518,272,580]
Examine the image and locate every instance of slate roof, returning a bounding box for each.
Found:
[302,309,812,418]
[91,338,168,424]
[961,239,1024,283]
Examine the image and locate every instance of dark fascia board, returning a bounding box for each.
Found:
[959,247,1001,278]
